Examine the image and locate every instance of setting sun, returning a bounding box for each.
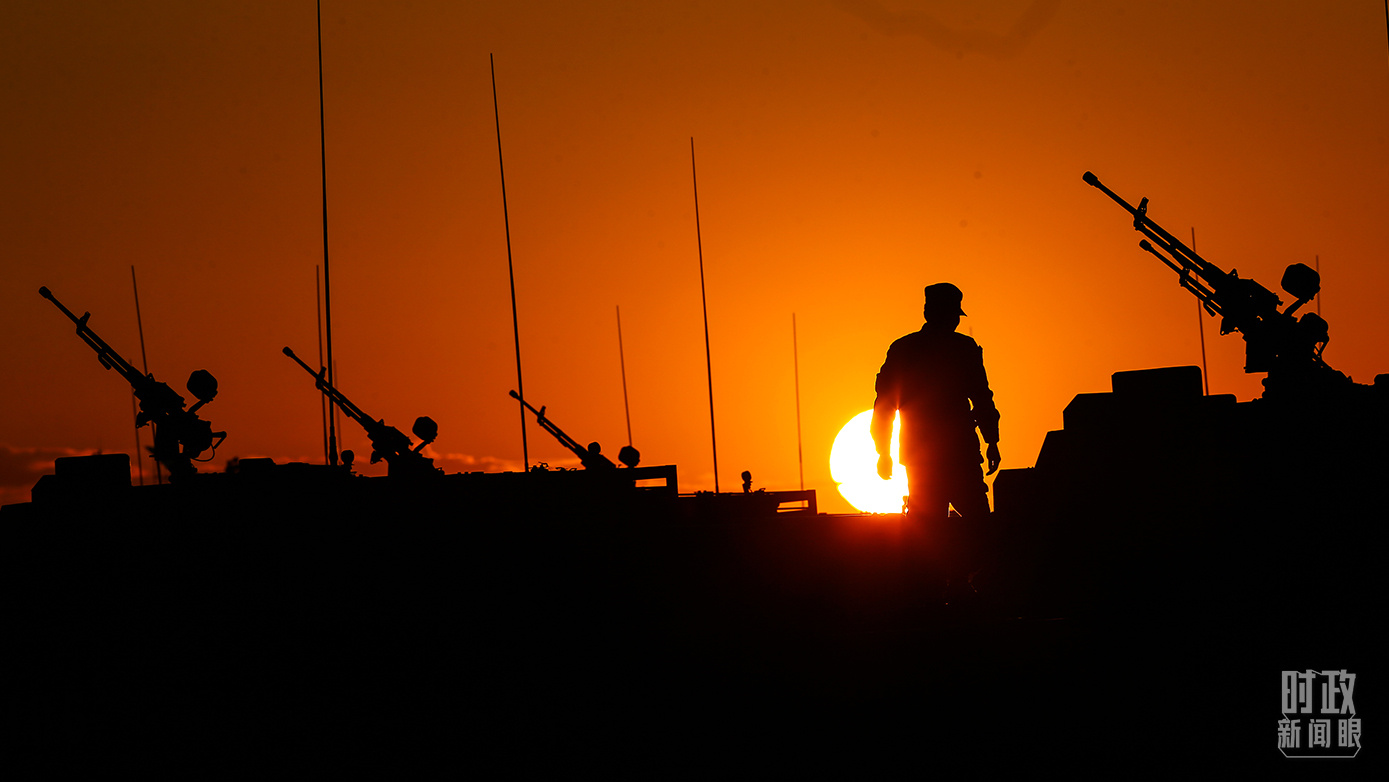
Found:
[829,410,907,514]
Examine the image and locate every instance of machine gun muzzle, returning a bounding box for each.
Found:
[1083,171,1143,219]
[282,346,328,388]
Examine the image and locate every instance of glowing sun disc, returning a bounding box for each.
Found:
[829,410,907,513]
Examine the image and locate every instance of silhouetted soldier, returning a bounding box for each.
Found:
[871,283,1000,523]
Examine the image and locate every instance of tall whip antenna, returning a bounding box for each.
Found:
[316,265,328,463]
[691,137,719,493]
[333,358,343,453]
[317,0,338,466]
[130,266,149,485]
[793,313,804,492]
[617,305,633,447]
[492,53,528,470]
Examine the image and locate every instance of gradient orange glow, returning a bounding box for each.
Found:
[3,1,1388,511]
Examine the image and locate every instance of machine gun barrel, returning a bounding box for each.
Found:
[1138,240,1221,317]
[509,390,615,470]
[42,286,225,476]
[1083,172,1340,385]
[282,346,371,431]
[283,347,432,473]
[1082,172,1292,328]
[40,285,195,420]
[39,286,148,389]
[1082,172,1224,283]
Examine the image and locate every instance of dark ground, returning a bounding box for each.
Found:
[2,474,1380,774]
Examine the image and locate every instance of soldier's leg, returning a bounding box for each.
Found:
[904,463,952,602]
[904,464,947,524]
[946,457,994,591]
[950,460,991,521]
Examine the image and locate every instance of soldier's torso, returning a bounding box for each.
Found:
[883,329,983,461]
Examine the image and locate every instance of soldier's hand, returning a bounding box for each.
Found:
[986,442,1001,476]
[876,453,894,480]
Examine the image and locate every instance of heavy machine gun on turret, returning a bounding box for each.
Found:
[283,347,440,477]
[39,286,225,479]
[510,390,639,470]
[986,173,1389,617]
[1082,172,1350,399]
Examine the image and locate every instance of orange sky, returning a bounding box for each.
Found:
[3,0,1388,511]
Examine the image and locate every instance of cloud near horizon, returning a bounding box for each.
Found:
[423,449,581,474]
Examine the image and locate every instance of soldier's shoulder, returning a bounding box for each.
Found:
[887,328,977,351]
[949,331,982,349]
[886,329,934,357]
[944,331,984,361]
[887,331,917,349]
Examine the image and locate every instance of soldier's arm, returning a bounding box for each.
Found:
[969,343,1002,474]
[969,344,1000,445]
[870,346,899,460]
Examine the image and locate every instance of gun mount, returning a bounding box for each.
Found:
[1082,172,1351,399]
[283,347,441,478]
[510,390,637,470]
[39,286,225,479]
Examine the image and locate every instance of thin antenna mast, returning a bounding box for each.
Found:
[491,54,528,470]
[333,358,343,454]
[617,305,633,447]
[317,0,338,466]
[792,313,804,492]
[316,265,329,463]
[1192,227,1209,396]
[130,266,146,486]
[691,137,719,493]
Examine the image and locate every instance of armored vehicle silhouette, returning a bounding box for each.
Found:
[992,173,1387,616]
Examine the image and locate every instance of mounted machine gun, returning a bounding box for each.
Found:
[510,390,639,470]
[39,286,225,479]
[1082,172,1349,398]
[283,347,440,477]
